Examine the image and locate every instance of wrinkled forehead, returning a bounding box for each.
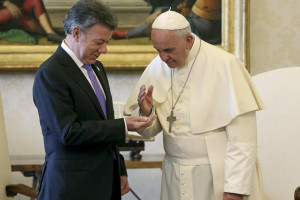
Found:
[151,28,174,35]
[152,29,184,43]
[152,31,183,52]
[151,29,178,41]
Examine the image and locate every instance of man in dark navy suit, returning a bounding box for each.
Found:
[33,1,156,199]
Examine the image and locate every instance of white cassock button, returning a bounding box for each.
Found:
[181,172,184,175]
[181,182,185,185]
[182,191,186,195]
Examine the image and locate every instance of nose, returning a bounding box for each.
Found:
[98,43,107,54]
[160,52,168,62]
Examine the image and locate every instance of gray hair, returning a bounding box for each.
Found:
[174,26,192,38]
[64,0,117,35]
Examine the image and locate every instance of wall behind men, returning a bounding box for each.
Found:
[0,0,300,199]
[249,0,300,75]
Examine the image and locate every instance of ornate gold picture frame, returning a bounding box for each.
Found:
[0,0,249,73]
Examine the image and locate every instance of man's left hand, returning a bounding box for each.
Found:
[120,175,130,196]
[223,192,243,200]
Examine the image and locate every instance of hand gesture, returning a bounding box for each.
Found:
[137,85,153,117]
[3,1,21,19]
[125,115,157,133]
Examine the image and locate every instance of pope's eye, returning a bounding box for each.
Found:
[95,41,104,45]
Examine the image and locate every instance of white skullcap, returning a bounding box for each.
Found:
[152,10,190,30]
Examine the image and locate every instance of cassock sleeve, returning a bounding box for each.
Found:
[224,111,257,195]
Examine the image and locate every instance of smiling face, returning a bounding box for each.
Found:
[73,23,112,65]
[151,29,194,68]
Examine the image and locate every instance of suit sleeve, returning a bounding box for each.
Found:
[119,154,127,176]
[33,66,126,147]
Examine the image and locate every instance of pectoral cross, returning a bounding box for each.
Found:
[167,110,176,133]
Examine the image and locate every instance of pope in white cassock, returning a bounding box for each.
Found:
[124,10,265,200]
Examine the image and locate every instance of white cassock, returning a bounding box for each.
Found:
[124,35,265,200]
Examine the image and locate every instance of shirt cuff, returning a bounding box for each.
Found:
[123,118,128,136]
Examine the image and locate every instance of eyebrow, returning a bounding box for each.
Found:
[94,39,110,43]
[162,48,174,52]
[154,47,174,52]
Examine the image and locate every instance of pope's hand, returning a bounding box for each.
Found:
[223,193,243,200]
[125,115,157,133]
[137,85,154,117]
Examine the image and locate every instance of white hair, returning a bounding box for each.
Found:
[174,26,192,39]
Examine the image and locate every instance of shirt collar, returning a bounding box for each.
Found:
[61,40,84,69]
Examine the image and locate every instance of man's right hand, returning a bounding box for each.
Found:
[137,85,154,117]
[125,115,156,133]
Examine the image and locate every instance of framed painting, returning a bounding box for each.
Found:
[0,0,250,73]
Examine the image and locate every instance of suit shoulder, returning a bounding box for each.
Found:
[38,52,60,73]
[35,53,64,83]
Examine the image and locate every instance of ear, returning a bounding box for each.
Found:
[185,34,194,50]
[72,26,81,42]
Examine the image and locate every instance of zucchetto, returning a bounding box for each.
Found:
[152,10,190,30]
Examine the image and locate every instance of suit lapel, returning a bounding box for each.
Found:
[55,46,107,119]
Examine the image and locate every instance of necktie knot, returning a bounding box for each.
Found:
[82,64,93,71]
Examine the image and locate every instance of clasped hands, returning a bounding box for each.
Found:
[125,85,156,132]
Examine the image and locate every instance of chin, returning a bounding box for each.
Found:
[89,60,97,65]
[167,64,179,68]
[165,61,176,68]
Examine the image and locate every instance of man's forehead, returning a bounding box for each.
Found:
[84,24,111,38]
[153,39,176,51]
[151,29,174,38]
[152,29,179,44]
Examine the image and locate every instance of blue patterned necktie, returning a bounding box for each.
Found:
[82,64,107,118]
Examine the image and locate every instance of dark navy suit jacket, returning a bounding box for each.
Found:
[33,45,127,200]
